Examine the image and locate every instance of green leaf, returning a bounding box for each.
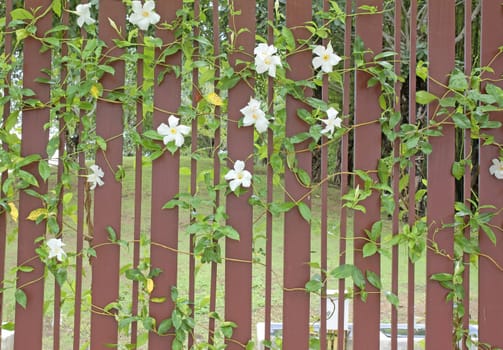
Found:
[106,226,117,242]
[416,90,438,105]
[451,161,465,180]
[38,160,51,182]
[480,223,497,245]
[306,97,327,111]
[366,270,382,289]
[269,201,295,216]
[330,264,354,279]
[296,168,311,186]
[385,291,399,308]
[352,267,365,289]
[18,265,34,272]
[297,202,311,223]
[222,226,240,241]
[452,113,471,129]
[448,70,468,92]
[158,318,172,335]
[430,273,452,282]
[52,0,62,17]
[281,26,296,51]
[11,8,34,20]
[305,277,323,293]
[15,289,27,309]
[55,267,67,286]
[362,242,378,258]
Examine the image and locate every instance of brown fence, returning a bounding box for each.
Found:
[1,1,503,350]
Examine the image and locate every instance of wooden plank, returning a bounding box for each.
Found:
[352,1,383,348]
[13,1,51,349]
[225,0,255,348]
[425,1,456,348]
[478,0,503,347]
[148,1,183,348]
[90,2,126,348]
[282,1,312,349]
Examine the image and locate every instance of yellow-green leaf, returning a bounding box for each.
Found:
[206,92,224,106]
[8,202,18,222]
[146,278,154,294]
[27,208,48,221]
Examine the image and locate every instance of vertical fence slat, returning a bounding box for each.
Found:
[208,0,221,343]
[337,1,353,348]
[426,1,456,348]
[188,1,199,348]
[391,1,402,349]
[225,1,255,348]
[14,1,51,348]
[407,1,418,349]
[478,1,503,347]
[282,2,312,349]
[462,2,473,349]
[0,1,12,348]
[130,31,144,348]
[320,0,330,347]
[90,2,126,348]
[148,2,183,348]
[352,1,383,348]
[265,0,274,346]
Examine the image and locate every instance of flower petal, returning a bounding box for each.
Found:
[234,160,245,172]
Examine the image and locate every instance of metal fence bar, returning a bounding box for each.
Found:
[225,1,255,348]
[13,1,51,348]
[282,1,312,349]
[391,1,402,349]
[0,1,12,348]
[320,0,330,347]
[208,0,221,344]
[337,1,353,348]
[478,1,503,347]
[53,7,71,350]
[462,2,473,349]
[188,1,200,347]
[264,0,274,346]
[426,1,456,349]
[353,0,383,348]
[148,2,183,348]
[407,1,418,349]
[130,30,144,348]
[90,2,126,349]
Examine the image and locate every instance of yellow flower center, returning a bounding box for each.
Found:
[170,128,177,135]
[252,113,258,120]
[142,10,150,18]
[264,57,271,65]
[323,53,330,61]
[237,173,243,180]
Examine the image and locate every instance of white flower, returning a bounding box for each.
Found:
[157,115,191,148]
[128,0,161,31]
[254,43,282,78]
[47,238,66,262]
[225,160,252,192]
[75,3,95,28]
[321,107,342,136]
[87,164,105,190]
[240,98,269,133]
[312,42,341,73]
[489,158,503,180]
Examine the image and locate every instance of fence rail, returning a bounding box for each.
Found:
[1,1,503,349]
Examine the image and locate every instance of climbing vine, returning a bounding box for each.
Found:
[0,1,502,350]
